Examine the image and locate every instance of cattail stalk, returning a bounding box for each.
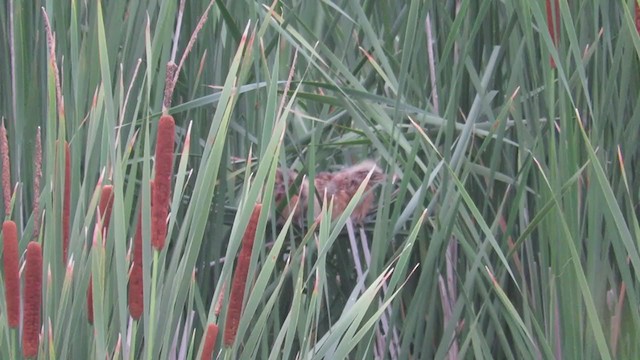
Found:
[152,115,175,250]
[3,220,19,327]
[63,142,71,262]
[223,204,262,347]
[201,323,219,360]
[1,120,11,215]
[23,242,42,357]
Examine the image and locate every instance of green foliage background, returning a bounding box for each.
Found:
[1,0,640,359]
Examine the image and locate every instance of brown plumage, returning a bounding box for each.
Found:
[274,168,309,224]
[274,161,385,225]
[315,160,385,223]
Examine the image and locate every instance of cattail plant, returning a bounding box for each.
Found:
[214,282,226,317]
[3,220,20,328]
[201,323,219,360]
[152,115,175,250]
[546,0,560,68]
[87,280,94,324]
[636,0,640,34]
[33,128,42,238]
[129,181,152,319]
[1,120,12,215]
[98,185,114,234]
[23,241,42,358]
[127,208,144,318]
[87,184,115,324]
[128,265,143,320]
[224,203,262,347]
[128,203,144,318]
[62,141,71,262]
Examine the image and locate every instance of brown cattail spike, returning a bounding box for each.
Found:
[224,204,262,347]
[546,0,561,68]
[214,282,226,316]
[63,142,71,262]
[128,265,143,320]
[87,278,94,324]
[3,220,20,328]
[201,323,219,360]
[0,120,12,215]
[163,62,178,111]
[98,185,114,235]
[23,241,42,357]
[636,1,640,34]
[128,208,144,318]
[129,180,152,319]
[152,115,175,250]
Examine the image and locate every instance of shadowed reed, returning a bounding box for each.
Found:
[152,115,175,250]
[23,241,42,358]
[2,220,19,328]
[224,203,262,347]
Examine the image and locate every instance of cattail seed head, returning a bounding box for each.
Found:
[3,220,20,328]
[201,323,219,360]
[636,1,640,34]
[214,282,226,316]
[129,180,152,319]
[152,115,175,250]
[546,0,560,68]
[87,277,94,324]
[23,241,42,357]
[128,193,146,319]
[128,265,143,320]
[98,185,114,235]
[224,203,262,347]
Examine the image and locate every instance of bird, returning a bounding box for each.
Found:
[274,168,309,224]
[274,160,386,225]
